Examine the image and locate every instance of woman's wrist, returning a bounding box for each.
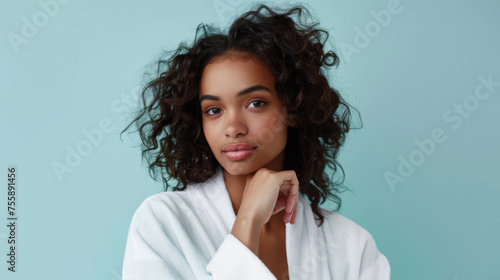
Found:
[231,213,263,256]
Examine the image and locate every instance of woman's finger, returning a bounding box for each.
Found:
[279,171,299,197]
[273,195,286,214]
[285,194,295,213]
[278,171,299,224]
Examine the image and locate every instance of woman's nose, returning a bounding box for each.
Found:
[224,111,248,138]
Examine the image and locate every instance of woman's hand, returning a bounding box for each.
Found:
[230,168,299,256]
[240,168,299,226]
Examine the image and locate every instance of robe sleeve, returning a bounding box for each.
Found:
[358,232,391,280]
[122,201,199,280]
[122,198,276,280]
[206,234,277,279]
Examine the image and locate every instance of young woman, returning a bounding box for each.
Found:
[122,4,390,280]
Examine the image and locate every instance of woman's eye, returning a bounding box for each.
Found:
[249,100,266,108]
[205,108,221,115]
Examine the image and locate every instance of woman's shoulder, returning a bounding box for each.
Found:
[297,197,382,253]
[302,199,390,277]
[127,191,189,229]
[321,206,370,237]
[129,174,225,226]
[132,184,204,220]
[298,196,370,236]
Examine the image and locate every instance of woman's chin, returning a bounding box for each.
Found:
[221,163,259,176]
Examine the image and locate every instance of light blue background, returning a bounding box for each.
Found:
[1,0,499,279]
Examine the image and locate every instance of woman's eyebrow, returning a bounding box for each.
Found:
[199,85,272,103]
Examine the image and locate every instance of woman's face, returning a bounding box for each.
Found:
[199,53,290,176]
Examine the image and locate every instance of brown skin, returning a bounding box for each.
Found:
[199,53,298,278]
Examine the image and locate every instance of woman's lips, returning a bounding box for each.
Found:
[223,149,256,161]
[222,144,257,161]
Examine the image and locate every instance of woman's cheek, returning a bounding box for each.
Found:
[268,113,287,133]
[203,123,216,146]
[256,125,278,145]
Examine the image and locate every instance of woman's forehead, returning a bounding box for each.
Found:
[199,55,276,96]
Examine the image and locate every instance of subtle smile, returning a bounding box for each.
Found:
[222,144,257,161]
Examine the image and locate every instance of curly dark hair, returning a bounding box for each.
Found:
[121,3,361,226]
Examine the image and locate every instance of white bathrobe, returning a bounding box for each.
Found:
[122,167,391,279]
